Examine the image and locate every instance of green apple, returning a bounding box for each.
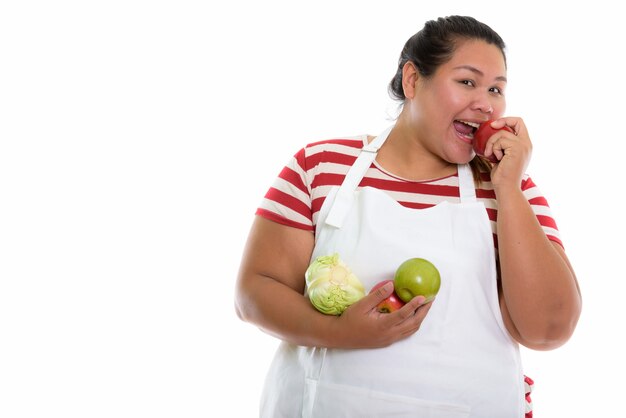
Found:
[393,258,441,303]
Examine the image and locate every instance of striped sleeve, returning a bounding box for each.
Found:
[521,176,563,248]
[255,138,363,231]
[256,147,314,231]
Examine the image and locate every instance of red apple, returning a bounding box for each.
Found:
[370,280,406,313]
[473,120,514,163]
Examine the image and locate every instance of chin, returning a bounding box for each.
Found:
[444,147,474,164]
[444,154,473,165]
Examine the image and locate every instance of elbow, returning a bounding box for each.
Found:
[234,284,255,324]
[519,308,582,351]
[234,295,255,325]
[520,326,574,351]
[234,300,246,322]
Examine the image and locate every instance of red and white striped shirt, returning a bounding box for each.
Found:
[257,134,562,250]
[257,134,542,416]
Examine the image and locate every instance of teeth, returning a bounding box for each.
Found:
[458,120,480,128]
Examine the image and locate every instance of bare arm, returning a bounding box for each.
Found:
[234,216,433,348]
[485,118,582,350]
[497,195,581,350]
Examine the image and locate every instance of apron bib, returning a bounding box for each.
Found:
[260,126,525,418]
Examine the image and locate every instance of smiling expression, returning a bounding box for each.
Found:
[410,39,508,163]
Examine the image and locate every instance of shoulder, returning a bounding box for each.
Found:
[295,136,366,171]
[302,136,365,156]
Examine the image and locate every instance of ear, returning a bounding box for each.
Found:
[401,61,419,99]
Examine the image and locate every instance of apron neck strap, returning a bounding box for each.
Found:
[324,126,393,228]
[362,125,393,153]
[324,125,477,227]
[457,163,477,203]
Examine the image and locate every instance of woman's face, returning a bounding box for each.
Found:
[411,39,507,163]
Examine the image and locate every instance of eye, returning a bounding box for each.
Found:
[490,86,504,95]
[460,79,475,87]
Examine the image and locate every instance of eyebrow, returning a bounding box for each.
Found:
[453,65,508,83]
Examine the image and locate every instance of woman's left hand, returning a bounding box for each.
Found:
[483,117,532,190]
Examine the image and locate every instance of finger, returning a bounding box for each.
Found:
[358,281,394,312]
[491,134,519,159]
[486,130,517,161]
[484,137,499,161]
[492,142,505,160]
[392,295,427,322]
[397,300,435,336]
[491,117,526,137]
[489,118,506,129]
[407,295,427,313]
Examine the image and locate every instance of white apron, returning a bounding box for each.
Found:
[260,126,525,418]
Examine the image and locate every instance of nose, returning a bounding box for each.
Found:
[471,96,494,114]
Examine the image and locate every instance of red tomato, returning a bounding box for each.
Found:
[473,120,514,163]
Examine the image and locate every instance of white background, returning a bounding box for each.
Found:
[1,1,623,417]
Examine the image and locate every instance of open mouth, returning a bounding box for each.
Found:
[454,120,480,140]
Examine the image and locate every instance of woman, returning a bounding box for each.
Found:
[235,15,581,417]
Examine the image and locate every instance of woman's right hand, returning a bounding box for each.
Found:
[330,282,434,349]
[236,216,433,349]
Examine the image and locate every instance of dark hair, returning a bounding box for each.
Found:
[388,15,506,101]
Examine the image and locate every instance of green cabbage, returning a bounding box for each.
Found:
[305,253,365,315]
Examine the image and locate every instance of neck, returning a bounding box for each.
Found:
[374,119,456,181]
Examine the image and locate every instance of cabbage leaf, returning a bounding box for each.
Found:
[305,253,365,315]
